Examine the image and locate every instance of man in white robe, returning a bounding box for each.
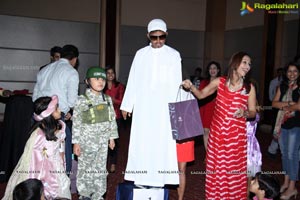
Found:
[121,19,182,187]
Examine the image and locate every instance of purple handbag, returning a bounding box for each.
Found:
[168,88,204,140]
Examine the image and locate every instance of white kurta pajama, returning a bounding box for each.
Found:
[121,44,182,186]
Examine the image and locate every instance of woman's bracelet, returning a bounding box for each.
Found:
[243,110,250,118]
[281,106,288,110]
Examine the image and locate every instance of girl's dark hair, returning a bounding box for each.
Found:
[103,66,120,93]
[280,62,300,95]
[227,51,252,93]
[31,96,61,141]
[255,172,280,198]
[13,178,44,200]
[205,61,221,79]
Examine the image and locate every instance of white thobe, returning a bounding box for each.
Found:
[121,44,182,186]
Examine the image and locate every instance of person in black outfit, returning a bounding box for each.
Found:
[39,46,62,71]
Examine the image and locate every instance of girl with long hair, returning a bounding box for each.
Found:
[3,95,71,200]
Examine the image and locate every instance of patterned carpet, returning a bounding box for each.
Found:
[0,122,298,200]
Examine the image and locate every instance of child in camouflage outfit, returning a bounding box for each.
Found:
[72,66,118,200]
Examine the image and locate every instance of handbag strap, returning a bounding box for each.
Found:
[83,94,93,108]
[176,85,193,101]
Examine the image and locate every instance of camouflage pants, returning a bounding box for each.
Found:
[77,142,109,200]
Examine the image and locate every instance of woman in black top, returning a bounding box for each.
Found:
[272,62,300,200]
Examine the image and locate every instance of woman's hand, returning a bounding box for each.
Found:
[181,79,193,90]
[282,101,296,112]
[233,108,249,118]
[233,108,243,118]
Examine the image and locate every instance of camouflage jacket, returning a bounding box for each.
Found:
[72,89,118,150]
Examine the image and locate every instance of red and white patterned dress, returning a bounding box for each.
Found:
[205,77,248,200]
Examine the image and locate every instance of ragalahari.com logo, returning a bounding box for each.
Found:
[240,1,254,16]
[240,1,299,15]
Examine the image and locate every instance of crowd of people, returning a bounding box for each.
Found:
[1,18,300,200]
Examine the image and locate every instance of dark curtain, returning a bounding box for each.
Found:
[0,95,33,182]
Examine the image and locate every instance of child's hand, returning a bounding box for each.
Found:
[121,110,131,120]
[109,139,115,150]
[73,144,81,157]
[64,112,72,120]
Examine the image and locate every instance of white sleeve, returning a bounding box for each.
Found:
[120,52,138,113]
[32,73,41,101]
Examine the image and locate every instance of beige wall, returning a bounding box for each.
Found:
[0,0,207,31]
[226,0,264,30]
[0,0,101,22]
[285,0,300,21]
[121,0,207,31]
[1,0,297,30]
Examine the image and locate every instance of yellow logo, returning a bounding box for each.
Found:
[97,105,104,110]
[240,1,254,16]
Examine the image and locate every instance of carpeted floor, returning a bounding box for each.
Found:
[0,121,299,200]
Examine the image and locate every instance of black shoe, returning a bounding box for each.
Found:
[267,152,277,159]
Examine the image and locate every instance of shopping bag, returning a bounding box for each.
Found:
[168,87,204,140]
[133,188,164,200]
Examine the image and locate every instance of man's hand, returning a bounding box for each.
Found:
[121,110,131,120]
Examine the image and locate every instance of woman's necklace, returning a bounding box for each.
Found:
[227,79,243,92]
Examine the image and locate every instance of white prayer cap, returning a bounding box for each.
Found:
[147,19,167,33]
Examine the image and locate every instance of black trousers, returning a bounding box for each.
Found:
[107,118,122,165]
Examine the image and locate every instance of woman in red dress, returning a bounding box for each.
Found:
[198,61,221,153]
[104,66,125,173]
[182,52,257,199]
